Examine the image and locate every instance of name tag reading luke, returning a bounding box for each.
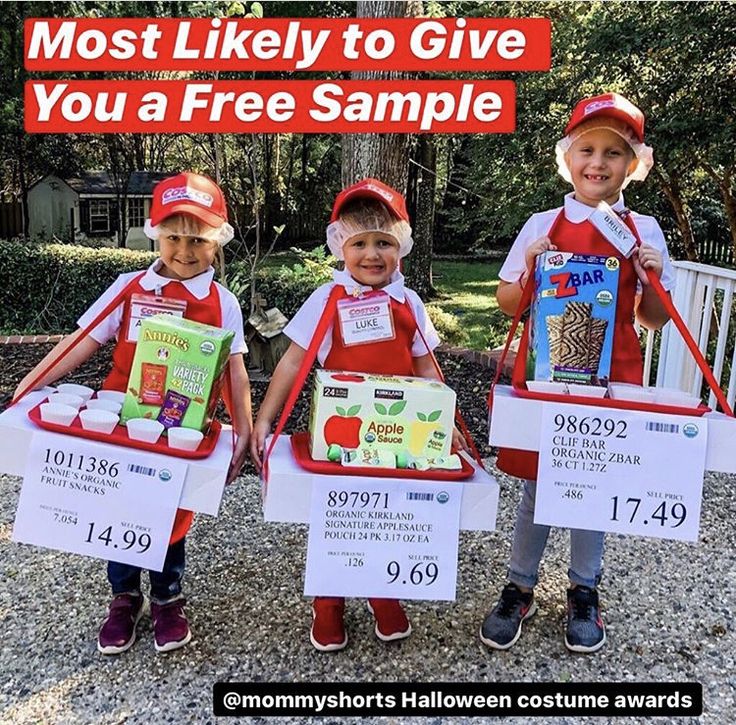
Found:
[338,292,395,346]
[126,294,187,342]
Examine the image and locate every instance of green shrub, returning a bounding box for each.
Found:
[0,239,156,334]
[426,304,468,347]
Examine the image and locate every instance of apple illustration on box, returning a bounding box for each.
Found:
[323,405,363,448]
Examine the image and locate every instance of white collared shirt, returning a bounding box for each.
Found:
[283,268,440,366]
[78,259,247,353]
[499,192,675,292]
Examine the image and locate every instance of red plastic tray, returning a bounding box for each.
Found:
[289,431,474,480]
[28,399,221,459]
[512,385,710,417]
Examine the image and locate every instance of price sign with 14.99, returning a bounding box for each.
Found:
[304,476,462,601]
[13,432,187,570]
[534,403,707,542]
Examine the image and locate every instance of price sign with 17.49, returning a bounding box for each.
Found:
[304,476,462,601]
[534,403,707,542]
[13,432,187,570]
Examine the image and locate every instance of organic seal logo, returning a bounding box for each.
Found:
[682,424,699,439]
[159,468,173,481]
[200,340,216,355]
[364,432,376,443]
[596,290,614,307]
[436,491,450,504]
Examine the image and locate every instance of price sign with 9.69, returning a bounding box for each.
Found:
[13,432,187,570]
[535,403,708,542]
[304,476,462,601]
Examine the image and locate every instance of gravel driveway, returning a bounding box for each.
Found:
[0,345,734,724]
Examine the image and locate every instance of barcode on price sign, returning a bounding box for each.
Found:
[127,463,156,477]
[407,492,434,501]
[645,422,680,434]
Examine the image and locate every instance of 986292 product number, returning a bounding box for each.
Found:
[553,414,627,438]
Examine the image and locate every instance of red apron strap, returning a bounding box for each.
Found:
[403,298,485,467]
[625,217,734,417]
[11,272,147,406]
[262,285,343,478]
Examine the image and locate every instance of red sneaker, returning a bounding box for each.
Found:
[367,598,412,641]
[310,597,347,651]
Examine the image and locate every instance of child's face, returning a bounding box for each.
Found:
[566,127,637,206]
[342,231,401,288]
[157,226,218,281]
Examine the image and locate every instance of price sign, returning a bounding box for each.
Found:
[304,476,462,601]
[535,404,708,542]
[13,432,187,570]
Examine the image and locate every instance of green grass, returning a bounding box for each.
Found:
[432,260,510,351]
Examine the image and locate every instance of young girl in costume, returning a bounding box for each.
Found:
[16,172,252,655]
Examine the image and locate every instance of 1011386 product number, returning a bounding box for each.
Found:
[553,414,627,438]
[44,448,119,477]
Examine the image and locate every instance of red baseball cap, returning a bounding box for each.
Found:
[149,172,228,227]
[330,178,409,223]
[564,93,645,143]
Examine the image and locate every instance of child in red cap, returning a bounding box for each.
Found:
[480,93,676,653]
[251,178,465,652]
[16,172,253,655]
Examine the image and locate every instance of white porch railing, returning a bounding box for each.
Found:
[642,260,736,409]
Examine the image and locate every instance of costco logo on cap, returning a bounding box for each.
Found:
[162,186,214,208]
[330,177,409,222]
[583,99,616,116]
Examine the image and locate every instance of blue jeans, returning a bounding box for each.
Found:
[508,481,604,590]
[108,538,186,602]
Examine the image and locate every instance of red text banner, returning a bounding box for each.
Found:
[25,17,550,72]
[25,80,516,134]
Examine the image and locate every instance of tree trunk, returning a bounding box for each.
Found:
[655,169,699,262]
[405,134,438,299]
[342,1,410,191]
[702,161,736,262]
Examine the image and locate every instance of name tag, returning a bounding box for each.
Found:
[338,292,395,346]
[589,201,637,258]
[126,294,187,342]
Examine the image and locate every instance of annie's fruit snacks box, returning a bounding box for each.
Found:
[121,314,233,432]
[529,251,619,385]
[308,370,456,461]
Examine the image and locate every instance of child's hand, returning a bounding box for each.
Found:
[226,432,250,485]
[523,236,557,281]
[632,244,663,286]
[249,419,272,472]
[452,426,468,453]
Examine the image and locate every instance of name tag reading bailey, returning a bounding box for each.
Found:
[534,403,708,542]
[126,294,187,342]
[338,292,395,346]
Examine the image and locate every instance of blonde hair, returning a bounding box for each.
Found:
[158,213,221,241]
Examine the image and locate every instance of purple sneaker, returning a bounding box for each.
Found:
[151,597,192,653]
[97,593,146,655]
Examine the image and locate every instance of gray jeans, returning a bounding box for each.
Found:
[508,480,604,590]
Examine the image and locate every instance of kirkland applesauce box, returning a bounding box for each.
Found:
[121,314,233,432]
[308,370,456,461]
[529,251,619,385]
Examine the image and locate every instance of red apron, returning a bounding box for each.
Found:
[496,209,642,481]
[104,276,225,545]
[324,288,419,377]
